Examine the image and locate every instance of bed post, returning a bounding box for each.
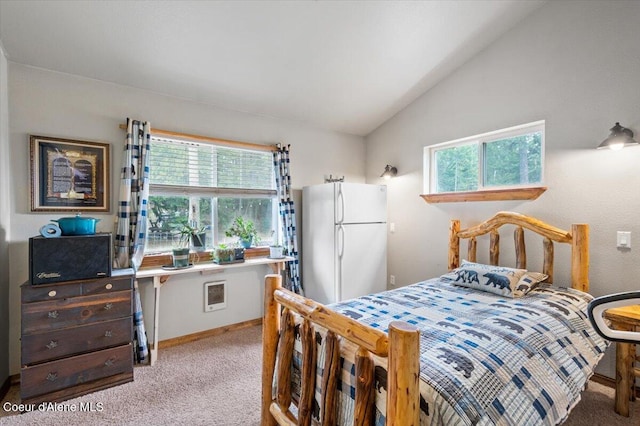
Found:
[262,274,281,426]
[449,219,461,270]
[571,224,589,292]
[387,321,420,426]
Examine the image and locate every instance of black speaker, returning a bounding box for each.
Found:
[29,233,112,285]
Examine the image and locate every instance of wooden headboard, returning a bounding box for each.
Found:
[448,211,589,292]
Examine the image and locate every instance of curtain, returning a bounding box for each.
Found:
[273,144,302,294]
[114,118,151,363]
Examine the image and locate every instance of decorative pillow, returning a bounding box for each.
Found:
[513,271,548,297]
[440,260,527,297]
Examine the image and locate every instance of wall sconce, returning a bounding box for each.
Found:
[597,122,638,150]
[381,165,398,180]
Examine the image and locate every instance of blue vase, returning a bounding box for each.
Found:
[240,237,252,249]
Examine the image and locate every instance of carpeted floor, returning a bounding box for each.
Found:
[1,326,263,425]
[1,324,639,425]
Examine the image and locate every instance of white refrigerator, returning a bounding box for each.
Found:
[302,182,387,304]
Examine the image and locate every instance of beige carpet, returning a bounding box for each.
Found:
[1,325,639,425]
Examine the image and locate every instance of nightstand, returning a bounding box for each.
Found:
[604,304,640,417]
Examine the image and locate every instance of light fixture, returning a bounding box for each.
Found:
[597,122,638,150]
[381,165,398,180]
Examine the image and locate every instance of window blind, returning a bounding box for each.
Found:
[149,137,275,193]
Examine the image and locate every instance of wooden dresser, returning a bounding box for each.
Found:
[20,269,134,404]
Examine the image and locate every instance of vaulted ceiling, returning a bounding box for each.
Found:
[0,1,545,136]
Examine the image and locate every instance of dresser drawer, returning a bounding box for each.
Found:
[21,344,133,400]
[21,317,133,365]
[22,282,82,303]
[22,290,132,334]
[22,276,133,303]
[82,276,132,296]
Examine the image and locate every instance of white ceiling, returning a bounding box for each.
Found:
[0,1,545,136]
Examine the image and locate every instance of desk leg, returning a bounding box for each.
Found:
[615,327,634,417]
[633,342,638,402]
[150,275,161,366]
[269,261,284,274]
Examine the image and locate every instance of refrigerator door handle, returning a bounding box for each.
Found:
[337,224,345,301]
[337,183,345,224]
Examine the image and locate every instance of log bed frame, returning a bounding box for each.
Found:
[261,211,589,426]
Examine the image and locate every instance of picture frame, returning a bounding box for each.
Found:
[30,135,110,212]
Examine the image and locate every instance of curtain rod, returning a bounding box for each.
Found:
[119,123,277,152]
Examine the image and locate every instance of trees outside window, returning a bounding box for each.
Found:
[426,121,544,194]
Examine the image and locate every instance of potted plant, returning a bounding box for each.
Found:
[269,244,285,259]
[179,223,207,250]
[225,217,258,249]
[171,236,191,268]
[170,223,205,268]
[212,243,236,264]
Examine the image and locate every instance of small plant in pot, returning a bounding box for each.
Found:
[171,223,206,268]
[225,217,258,249]
[179,223,207,250]
[171,238,191,268]
[269,244,285,259]
[212,243,236,264]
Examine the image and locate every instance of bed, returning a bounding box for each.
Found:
[261,211,608,426]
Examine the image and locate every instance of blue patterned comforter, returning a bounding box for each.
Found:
[295,278,608,426]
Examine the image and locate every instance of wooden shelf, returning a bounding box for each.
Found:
[420,187,546,203]
[140,246,270,269]
[135,256,293,366]
[136,256,294,282]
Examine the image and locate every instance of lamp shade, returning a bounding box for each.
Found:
[597,122,638,150]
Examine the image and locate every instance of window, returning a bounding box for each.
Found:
[424,121,544,194]
[145,136,277,254]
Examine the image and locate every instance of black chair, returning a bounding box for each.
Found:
[588,291,640,343]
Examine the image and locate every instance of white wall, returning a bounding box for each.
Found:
[7,64,365,373]
[365,0,640,380]
[0,43,11,387]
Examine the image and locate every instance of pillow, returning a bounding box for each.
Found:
[513,271,548,297]
[440,260,527,297]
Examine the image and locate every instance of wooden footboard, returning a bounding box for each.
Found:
[261,274,420,426]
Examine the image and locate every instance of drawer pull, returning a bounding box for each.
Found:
[46,340,58,350]
[46,372,58,382]
[104,358,115,367]
[48,290,57,297]
[104,330,113,338]
[48,310,59,319]
[104,303,113,310]
[105,283,113,290]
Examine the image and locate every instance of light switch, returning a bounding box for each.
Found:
[390,223,395,233]
[617,231,631,248]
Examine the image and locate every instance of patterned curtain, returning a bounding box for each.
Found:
[273,144,302,294]
[114,118,151,363]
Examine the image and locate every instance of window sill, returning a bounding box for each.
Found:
[420,187,547,204]
[140,246,270,269]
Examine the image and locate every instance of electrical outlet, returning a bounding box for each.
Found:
[390,275,396,286]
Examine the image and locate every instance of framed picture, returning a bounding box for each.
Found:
[30,135,110,212]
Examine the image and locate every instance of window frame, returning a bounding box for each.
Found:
[141,132,279,264]
[424,120,545,195]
